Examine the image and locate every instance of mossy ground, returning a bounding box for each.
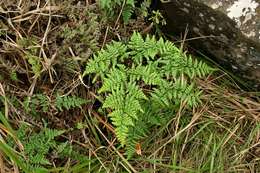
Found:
[0,0,259,172]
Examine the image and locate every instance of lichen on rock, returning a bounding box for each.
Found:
[198,0,259,42]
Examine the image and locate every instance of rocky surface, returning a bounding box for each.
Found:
[198,0,259,43]
[153,0,260,90]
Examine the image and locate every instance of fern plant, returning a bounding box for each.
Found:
[99,0,135,23]
[23,94,50,116]
[6,124,66,172]
[55,95,88,111]
[23,127,65,168]
[83,31,214,158]
[17,37,42,77]
[23,94,88,116]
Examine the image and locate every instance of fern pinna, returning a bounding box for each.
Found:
[83,32,213,158]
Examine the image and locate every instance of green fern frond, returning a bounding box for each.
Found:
[157,38,213,78]
[99,0,135,23]
[99,0,112,9]
[115,125,129,145]
[122,5,134,24]
[125,101,173,159]
[151,80,173,107]
[127,82,147,100]
[23,94,49,116]
[103,89,124,110]
[103,81,146,145]
[99,66,127,93]
[160,54,213,78]
[23,94,87,114]
[157,38,181,56]
[55,95,87,111]
[83,41,127,79]
[129,63,162,85]
[151,79,202,108]
[128,32,158,63]
[126,0,134,5]
[44,128,65,141]
[25,53,42,77]
[19,126,65,169]
[84,31,214,158]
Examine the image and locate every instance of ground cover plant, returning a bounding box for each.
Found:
[0,0,259,172]
[83,31,213,158]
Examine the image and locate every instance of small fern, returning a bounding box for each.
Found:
[23,94,50,116]
[99,0,135,23]
[23,94,88,115]
[55,95,88,111]
[83,31,214,158]
[18,37,42,77]
[6,124,66,172]
[25,53,42,77]
[83,41,128,80]
[24,128,65,166]
[103,81,147,144]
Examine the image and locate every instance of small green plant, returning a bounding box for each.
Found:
[23,94,88,116]
[10,70,18,81]
[18,37,42,77]
[55,95,88,111]
[23,94,50,116]
[83,31,214,158]
[149,10,166,26]
[99,0,135,23]
[6,124,66,172]
[23,127,65,170]
[25,53,42,77]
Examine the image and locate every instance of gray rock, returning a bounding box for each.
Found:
[198,0,259,43]
[154,0,260,90]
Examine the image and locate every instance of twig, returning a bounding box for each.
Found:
[94,124,137,173]
[91,110,115,134]
[113,0,126,29]
[101,26,109,49]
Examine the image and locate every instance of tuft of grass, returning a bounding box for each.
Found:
[131,74,260,172]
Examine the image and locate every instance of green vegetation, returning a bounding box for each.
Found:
[99,0,135,23]
[83,32,213,157]
[0,0,259,172]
